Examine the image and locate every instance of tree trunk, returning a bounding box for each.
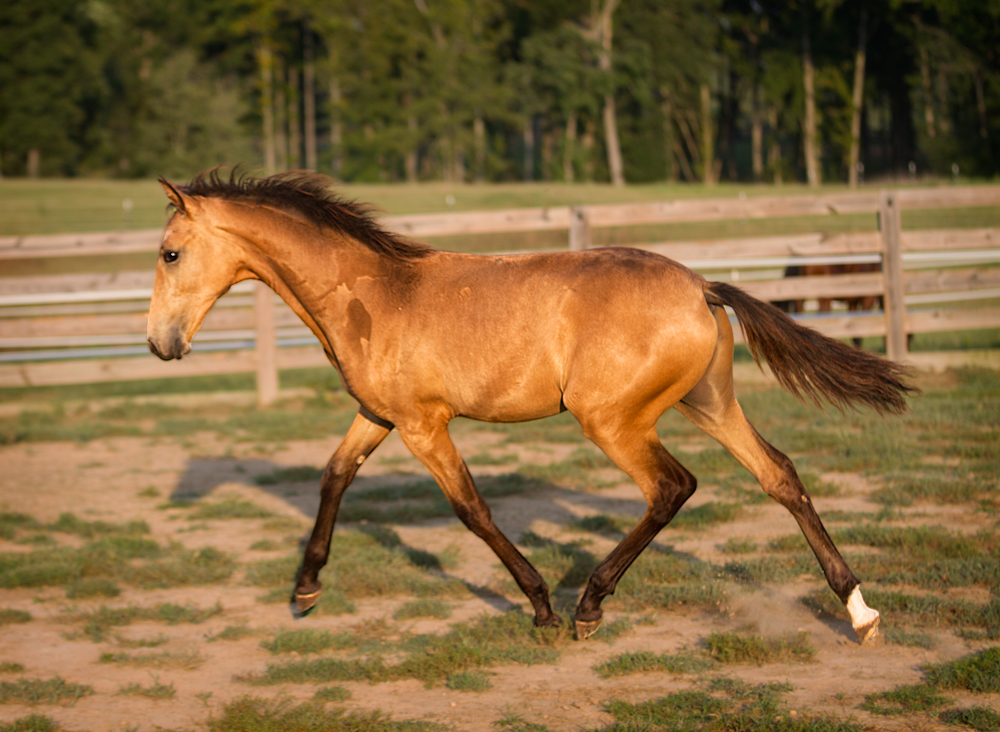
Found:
[303,26,317,171]
[27,148,40,178]
[523,117,535,181]
[406,105,419,184]
[594,0,624,186]
[288,66,301,169]
[541,126,554,181]
[975,71,989,141]
[751,83,763,182]
[581,118,595,182]
[660,90,676,182]
[920,45,936,139]
[803,30,820,187]
[700,82,714,185]
[768,106,783,185]
[329,77,343,180]
[474,113,486,183]
[275,64,287,172]
[257,45,276,175]
[563,110,577,182]
[848,8,867,188]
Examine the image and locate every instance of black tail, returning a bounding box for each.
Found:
[704,280,918,415]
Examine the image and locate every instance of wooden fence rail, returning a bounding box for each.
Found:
[2,187,998,403]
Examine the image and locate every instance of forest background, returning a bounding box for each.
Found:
[1,0,998,188]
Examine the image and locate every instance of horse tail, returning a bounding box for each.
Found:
[703,280,918,415]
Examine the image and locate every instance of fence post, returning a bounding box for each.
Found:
[254,281,279,406]
[569,206,591,251]
[878,190,908,362]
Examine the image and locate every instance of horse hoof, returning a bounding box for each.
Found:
[291,589,322,619]
[575,618,602,640]
[855,615,882,647]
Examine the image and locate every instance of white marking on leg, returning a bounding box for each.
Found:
[846,586,880,644]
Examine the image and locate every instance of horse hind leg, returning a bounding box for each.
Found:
[574,426,697,639]
[676,388,880,645]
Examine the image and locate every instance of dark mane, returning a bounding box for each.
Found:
[176,169,430,262]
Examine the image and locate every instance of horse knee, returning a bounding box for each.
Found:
[760,452,806,507]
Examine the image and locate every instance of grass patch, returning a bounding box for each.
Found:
[260,628,357,655]
[394,599,453,621]
[519,532,598,590]
[601,677,858,731]
[719,537,757,554]
[99,649,205,670]
[313,685,352,703]
[519,448,623,489]
[0,677,94,706]
[64,602,222,642]
[65,577,120,599]
[117,679,176,699]
[208,694,446,731]
[0,513,42,541]
[613,547,727,612]
[939,706,1000,731]
[593,649,715,678]
[925,647,1000,693]
[860,683,952,716]
[671,501,742,530]
[446,670,492,691]
[209,624,257,642]
[244,612,564,688]
[255,465,324,485]
[706,630,816,665]
[0,609,31,626]
[188,499,275,520]
[49,513,149,539]
[0,716,62,732]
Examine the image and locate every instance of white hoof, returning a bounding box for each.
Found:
[846,586,882,646]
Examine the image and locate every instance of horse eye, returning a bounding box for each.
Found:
[163,250,179,264]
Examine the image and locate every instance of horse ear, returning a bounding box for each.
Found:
[159,177,188,216]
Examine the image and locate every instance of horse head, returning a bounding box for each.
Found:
[147,178,251,360]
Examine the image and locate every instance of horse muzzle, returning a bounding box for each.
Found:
[147,334,191,361]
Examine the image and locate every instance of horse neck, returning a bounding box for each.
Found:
[217,202,394,345]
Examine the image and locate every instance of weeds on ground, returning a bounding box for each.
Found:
[313,685,352,703]
[99,649,205,670]
[0,664,25,674]
[939,706,1000,731]
[62,602,223,642]
[0,715,62,732]
[0,677,93,706]
[394,599,452,620]
[242,612,565,688]
[446,670,492,691]
[706,630,816,665]
[594,649,715,678]
[0,609,31,625]
[208,694,446,732]
[260,628,359,655]
[188,499,275,520]
[117,678,176,699]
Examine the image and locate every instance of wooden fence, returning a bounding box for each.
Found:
[2,186,998,404]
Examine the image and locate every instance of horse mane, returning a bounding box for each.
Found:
[178,169,430,262]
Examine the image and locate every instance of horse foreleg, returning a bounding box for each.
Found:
[294,411,391,617]
[676,397,880,645]
[575,430,696,639]
[398,420,560,628]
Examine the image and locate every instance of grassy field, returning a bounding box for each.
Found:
[0,365,997,731]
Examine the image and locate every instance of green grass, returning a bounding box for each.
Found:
[939,706,1000,731]
[187,498,275,520]
[445,670,493,692]
[719,537,758,554]
[255,465,324,485]
[670,501,742,530]
[260,628,357,655]
[924,647,1000,693]
[0,610,31,626]
[99,649,205,670]
[0,664,25,674]
[63,602,223,642]
[0,677,94,706]
[208,694,446,732]
[593,650,715,678]
[117,679,176,699]
[0,716,62,732]
[313,686,352,703]
[394,598,453,621]
[518,532,598,591]
[859,683,952,716]
[208,624,257,642]
[65,577,121,599]
[706,630,816,665]
[243,612,564,688]
[598,677,860,732]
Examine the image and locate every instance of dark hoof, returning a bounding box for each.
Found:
[534,614,563,629]
[575,618,602,640]
[291,589,322,619]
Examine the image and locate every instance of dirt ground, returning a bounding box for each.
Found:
[0,382,996,732]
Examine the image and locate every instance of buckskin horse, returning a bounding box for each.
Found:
[147,171,916,645]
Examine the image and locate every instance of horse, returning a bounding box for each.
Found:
[147,171,916,645]
[773,263,884,348]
